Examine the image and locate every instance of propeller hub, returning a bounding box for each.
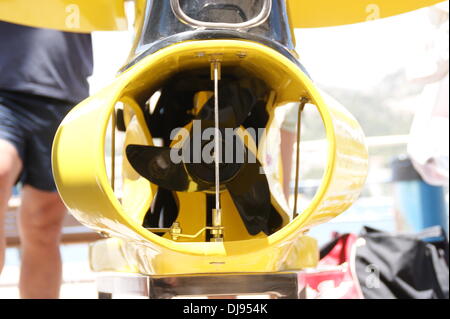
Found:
[185,138,245,186]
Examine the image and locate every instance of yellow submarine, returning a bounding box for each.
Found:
[1,0,444,297]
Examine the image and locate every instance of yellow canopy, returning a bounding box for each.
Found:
[0,0,446,32]
[0,0,127,33]
[287,0,446,28]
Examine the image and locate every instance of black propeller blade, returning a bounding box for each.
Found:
[126,76,279,236]
[127,144,276,236]
[197,81,259,128]
[226,160,272,235]
[126,145,209,192]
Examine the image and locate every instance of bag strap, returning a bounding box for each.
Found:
[361,226,447,242]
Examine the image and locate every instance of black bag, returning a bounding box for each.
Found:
[355,226,449,299]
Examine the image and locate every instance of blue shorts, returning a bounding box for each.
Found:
[0,90,74,192]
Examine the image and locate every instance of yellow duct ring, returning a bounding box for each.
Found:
[52,39,368,274]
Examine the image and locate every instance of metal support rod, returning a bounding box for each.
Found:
[111,108,116,192]
[293,98,308,218]
[211,61,224,242]
[211,209,224,242]
[213,62,221,213]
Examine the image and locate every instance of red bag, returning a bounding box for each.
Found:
[299,234,364,299]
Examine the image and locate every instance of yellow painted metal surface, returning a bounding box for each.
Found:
[52,39,368,275]
[287,0,446,28]
[0,0,127,32]
[90,235,319,274]
[120,98,156,223]
[1,0,444,33]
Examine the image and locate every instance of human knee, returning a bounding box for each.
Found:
[23,202,64,228]
[21,220,63,247]
[0,166,15,191]
[20,200,65,246]
[0,143,21,190]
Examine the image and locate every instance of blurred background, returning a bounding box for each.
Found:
[1,2,448,298]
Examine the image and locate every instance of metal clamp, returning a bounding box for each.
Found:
[170,0,272,30]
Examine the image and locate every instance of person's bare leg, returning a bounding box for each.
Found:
[0,140,22,273]
[280,128,296,204]
[18,185,66,299]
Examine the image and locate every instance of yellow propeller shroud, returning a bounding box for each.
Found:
[1,0,444,276]
[51,39,368,275]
